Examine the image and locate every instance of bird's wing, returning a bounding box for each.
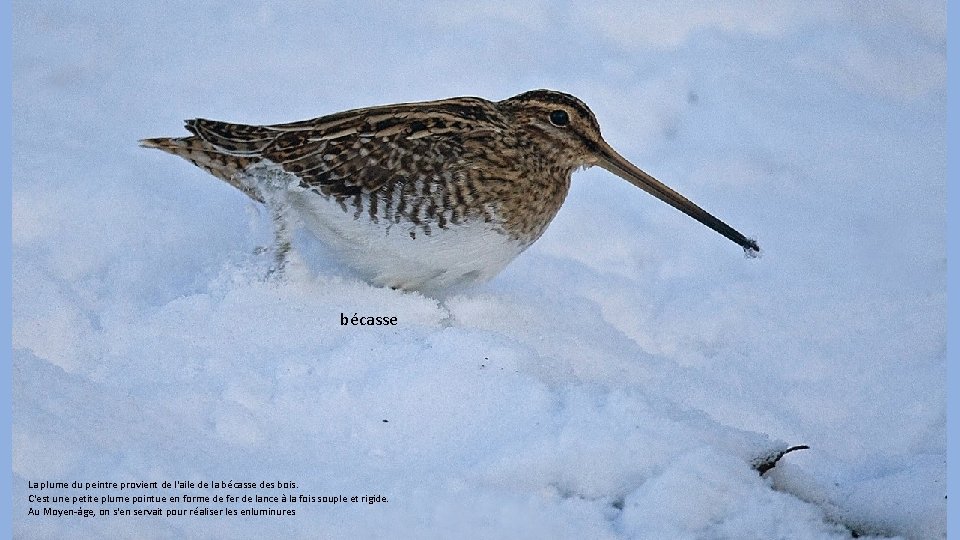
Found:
[183,99,507,229]
[183,118,282,155]
[261,121,472,198]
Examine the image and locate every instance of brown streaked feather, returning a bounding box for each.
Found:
[146,99,508,225]
[139,136,263,202]
[185,119,278,154]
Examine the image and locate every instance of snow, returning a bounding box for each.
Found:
[12,1,945,538]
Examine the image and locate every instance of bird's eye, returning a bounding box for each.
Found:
[549,110,569,127]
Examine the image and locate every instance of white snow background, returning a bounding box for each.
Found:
[12,1,946,538]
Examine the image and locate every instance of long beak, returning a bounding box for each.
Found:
[596,142,760,256]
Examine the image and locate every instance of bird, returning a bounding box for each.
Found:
[141,89,759,293]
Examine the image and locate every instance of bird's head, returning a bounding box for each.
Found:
[499,89,759,256]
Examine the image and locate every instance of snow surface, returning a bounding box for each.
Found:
[12,1,945,538]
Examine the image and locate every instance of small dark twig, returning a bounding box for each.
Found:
[753,445,810,475]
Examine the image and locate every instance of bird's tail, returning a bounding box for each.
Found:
[140,136,264,202]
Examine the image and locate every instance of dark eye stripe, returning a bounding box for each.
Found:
[549,110,569,127]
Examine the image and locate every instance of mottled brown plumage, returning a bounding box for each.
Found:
[141,89,758,292]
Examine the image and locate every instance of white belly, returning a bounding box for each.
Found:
[285,187,524,293]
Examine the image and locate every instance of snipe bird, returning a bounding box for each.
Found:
[141,89,758,292]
